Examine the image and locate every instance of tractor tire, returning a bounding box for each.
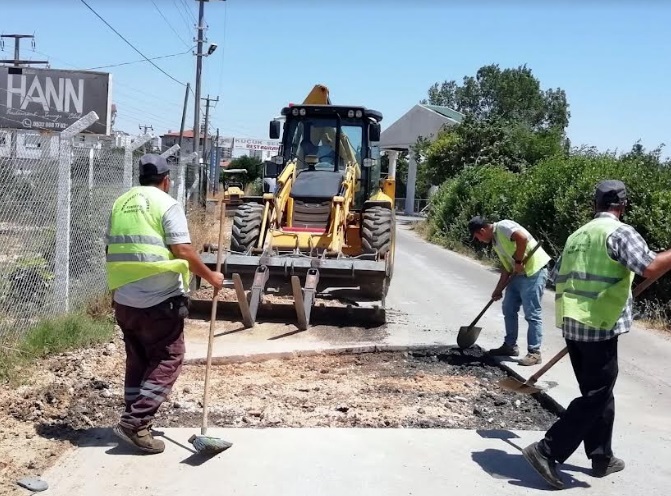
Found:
[230,203,264,253]
[360,205,395,301]
[362,205,394,258]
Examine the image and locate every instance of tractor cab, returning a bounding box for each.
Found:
[268,105,382,228]
[221,168,247,198]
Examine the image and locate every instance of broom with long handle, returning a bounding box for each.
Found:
[188,199,233,455]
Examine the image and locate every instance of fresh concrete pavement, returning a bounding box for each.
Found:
[40,218,671,495]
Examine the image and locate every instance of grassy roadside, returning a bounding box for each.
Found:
[0,293,116,384]
[0,204,223,385]
[411,219,671,333]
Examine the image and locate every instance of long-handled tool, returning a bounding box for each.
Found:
[457,242,543,349]
[498,273,663,394]
[188,200,233,456]
[498,347,568,394]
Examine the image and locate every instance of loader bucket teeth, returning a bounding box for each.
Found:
[233,266,269,329]
[292,268,320,331]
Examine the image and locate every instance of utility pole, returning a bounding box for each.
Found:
[191,0,223,206]
[201,94,218,201]
[192,0,206,205]
[213,127,220,194]
[0,34,49,67]
[1,34,49,162]
[202,95,218,162]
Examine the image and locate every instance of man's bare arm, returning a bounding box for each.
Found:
[169,243,224,289]
[643,250,671,281]
[510,230,528,262]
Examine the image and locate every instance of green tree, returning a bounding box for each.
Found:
[419,64,570,181]
[421,63,570,131]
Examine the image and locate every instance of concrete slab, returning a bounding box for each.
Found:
[36,224,671,494]
[42,427,662,495]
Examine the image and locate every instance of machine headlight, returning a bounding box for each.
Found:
[347,110,354,118]
[355,110,363,118]
[299,108,306,116]
[292,108,299,116]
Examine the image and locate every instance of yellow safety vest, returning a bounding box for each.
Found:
[106,186,190,291]
[555,216,634,330]
[492,223,551,276]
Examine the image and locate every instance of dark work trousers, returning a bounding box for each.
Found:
[113,296,188,431]
[540,337,619,464]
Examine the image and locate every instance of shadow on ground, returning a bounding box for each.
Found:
[473,430,591,490]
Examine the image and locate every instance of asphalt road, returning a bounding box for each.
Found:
[39,217,671,495]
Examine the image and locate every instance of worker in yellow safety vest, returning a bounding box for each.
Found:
[105,154,224,455]
[468,216,552,366]
[522,180,671,489]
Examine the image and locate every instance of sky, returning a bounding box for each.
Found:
[2,0,671,157]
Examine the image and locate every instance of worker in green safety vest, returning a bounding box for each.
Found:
[468,216,552,366]
[105,154,224,455]
[522,180,671,489]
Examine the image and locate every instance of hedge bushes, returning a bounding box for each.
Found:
[425,151,671,311]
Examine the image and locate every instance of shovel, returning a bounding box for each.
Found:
[498,346,568,394]
[497,273,663,394]
[457,243,543,349]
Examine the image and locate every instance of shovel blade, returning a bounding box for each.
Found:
[457,325,482,349]
[497,377,542,395]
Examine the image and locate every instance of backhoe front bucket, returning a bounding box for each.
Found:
[222,254,387,330]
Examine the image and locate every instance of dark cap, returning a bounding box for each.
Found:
[468,215,489,237]
[138,154,170,176]
[594,180,627,208]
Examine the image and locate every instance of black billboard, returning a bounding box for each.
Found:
[0,66,111,135]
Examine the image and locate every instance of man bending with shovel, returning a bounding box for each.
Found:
[522,180,671,489]
[468,216,552,366]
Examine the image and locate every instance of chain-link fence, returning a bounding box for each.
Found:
[0,116,193,347]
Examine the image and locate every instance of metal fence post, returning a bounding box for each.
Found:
[54,111,99,313]
[180,152,197,209]
[123,133,152,189]
[161,144,181,201]
[160,144,180,158]
[88,145,95,228]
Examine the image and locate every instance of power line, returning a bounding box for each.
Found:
[0,34,49,67]
[30,47,189,113]
[150,0,192,49]
[180,0,198,24]
[87,49,192,70]
[172,0,194,35]
[79,0,187,87]
[213,0,228,120]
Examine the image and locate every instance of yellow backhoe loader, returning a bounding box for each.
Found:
[219,168,247,216]
[202,84,396,330]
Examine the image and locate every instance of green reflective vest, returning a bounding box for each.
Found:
[492,223,551,277]
[106,186,190,291]
[554,216,634,330]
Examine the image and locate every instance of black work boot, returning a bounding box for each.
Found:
[487,343,520,357]
[592,456,625,477]
[522,441,564,489]
[113,423,165,454]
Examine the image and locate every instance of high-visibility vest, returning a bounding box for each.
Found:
[106,186,190,291]
[492,223,551,277]
[555,216,634,330]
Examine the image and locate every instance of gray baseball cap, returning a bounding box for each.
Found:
[594,180,627,208]
[138,154,170,176]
